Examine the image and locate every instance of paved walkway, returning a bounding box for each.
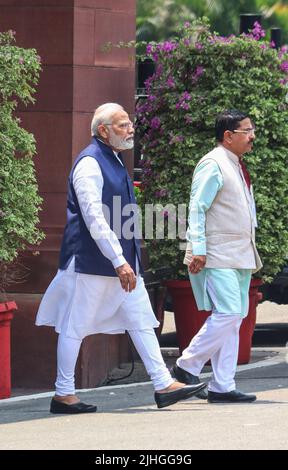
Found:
[0,347,287,450]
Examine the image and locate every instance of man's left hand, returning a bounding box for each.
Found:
[115,262,137,292]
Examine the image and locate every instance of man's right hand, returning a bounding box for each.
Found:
[115,263,136,292]
[189,255,206,274]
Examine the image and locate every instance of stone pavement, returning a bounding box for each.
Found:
[0,346,287,450]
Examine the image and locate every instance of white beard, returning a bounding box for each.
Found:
[108,129,134,150]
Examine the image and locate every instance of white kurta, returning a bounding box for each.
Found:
[36,154,159,339]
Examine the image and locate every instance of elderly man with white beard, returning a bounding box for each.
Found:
[36,103,206,413]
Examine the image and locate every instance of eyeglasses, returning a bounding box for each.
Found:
[103,121,134,130]
[232,128,256,135]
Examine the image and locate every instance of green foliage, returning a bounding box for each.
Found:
[137,0,196,42]
[257,0,288,44]
[137,0,288,44]
[136,19,288,281]
[0,31,43,289]
[134,184,143,205]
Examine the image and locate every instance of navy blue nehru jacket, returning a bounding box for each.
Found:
[59,137,142,277]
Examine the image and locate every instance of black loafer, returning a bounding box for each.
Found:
[50,398,97,414]
[155,382,207,409]
[172,364,208,400]
[208,390,257,403]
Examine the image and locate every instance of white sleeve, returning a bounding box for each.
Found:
[72,156,126,269]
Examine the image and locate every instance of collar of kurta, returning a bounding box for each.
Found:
[219,144,239,165]
[219,144,251,190]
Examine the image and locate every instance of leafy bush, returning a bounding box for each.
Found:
[0,31,43,291]
[136,19,288,281]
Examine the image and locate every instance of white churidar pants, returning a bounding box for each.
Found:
[177,278,243,393]
[55,328,173,396]
[177,314,242,393]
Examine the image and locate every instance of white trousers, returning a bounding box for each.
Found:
[55,328,174,396]
[177,313,242,393]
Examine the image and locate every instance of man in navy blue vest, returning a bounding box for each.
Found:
[36,103,206,413]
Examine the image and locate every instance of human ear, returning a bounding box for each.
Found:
[98,124,109,139]
[224,129,232,144]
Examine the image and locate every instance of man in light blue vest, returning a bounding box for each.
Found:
[172,110,262,403]
[36,103,206,413]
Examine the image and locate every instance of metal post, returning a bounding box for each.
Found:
[136,59,155,94]
[239,14,263,34]
[271,27,282,49]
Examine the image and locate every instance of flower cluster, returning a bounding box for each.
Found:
[175,91,191,110]
[250,21,266,41]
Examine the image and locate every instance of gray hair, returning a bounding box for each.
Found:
[91,103,124,137]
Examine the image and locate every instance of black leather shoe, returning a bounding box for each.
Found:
[172,364,208,400]
[50,398,97,414]
[155,382,207,409]
[207,390,257,403]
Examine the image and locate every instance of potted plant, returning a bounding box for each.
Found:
[136,19,288,362]
[0,30,43,398]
